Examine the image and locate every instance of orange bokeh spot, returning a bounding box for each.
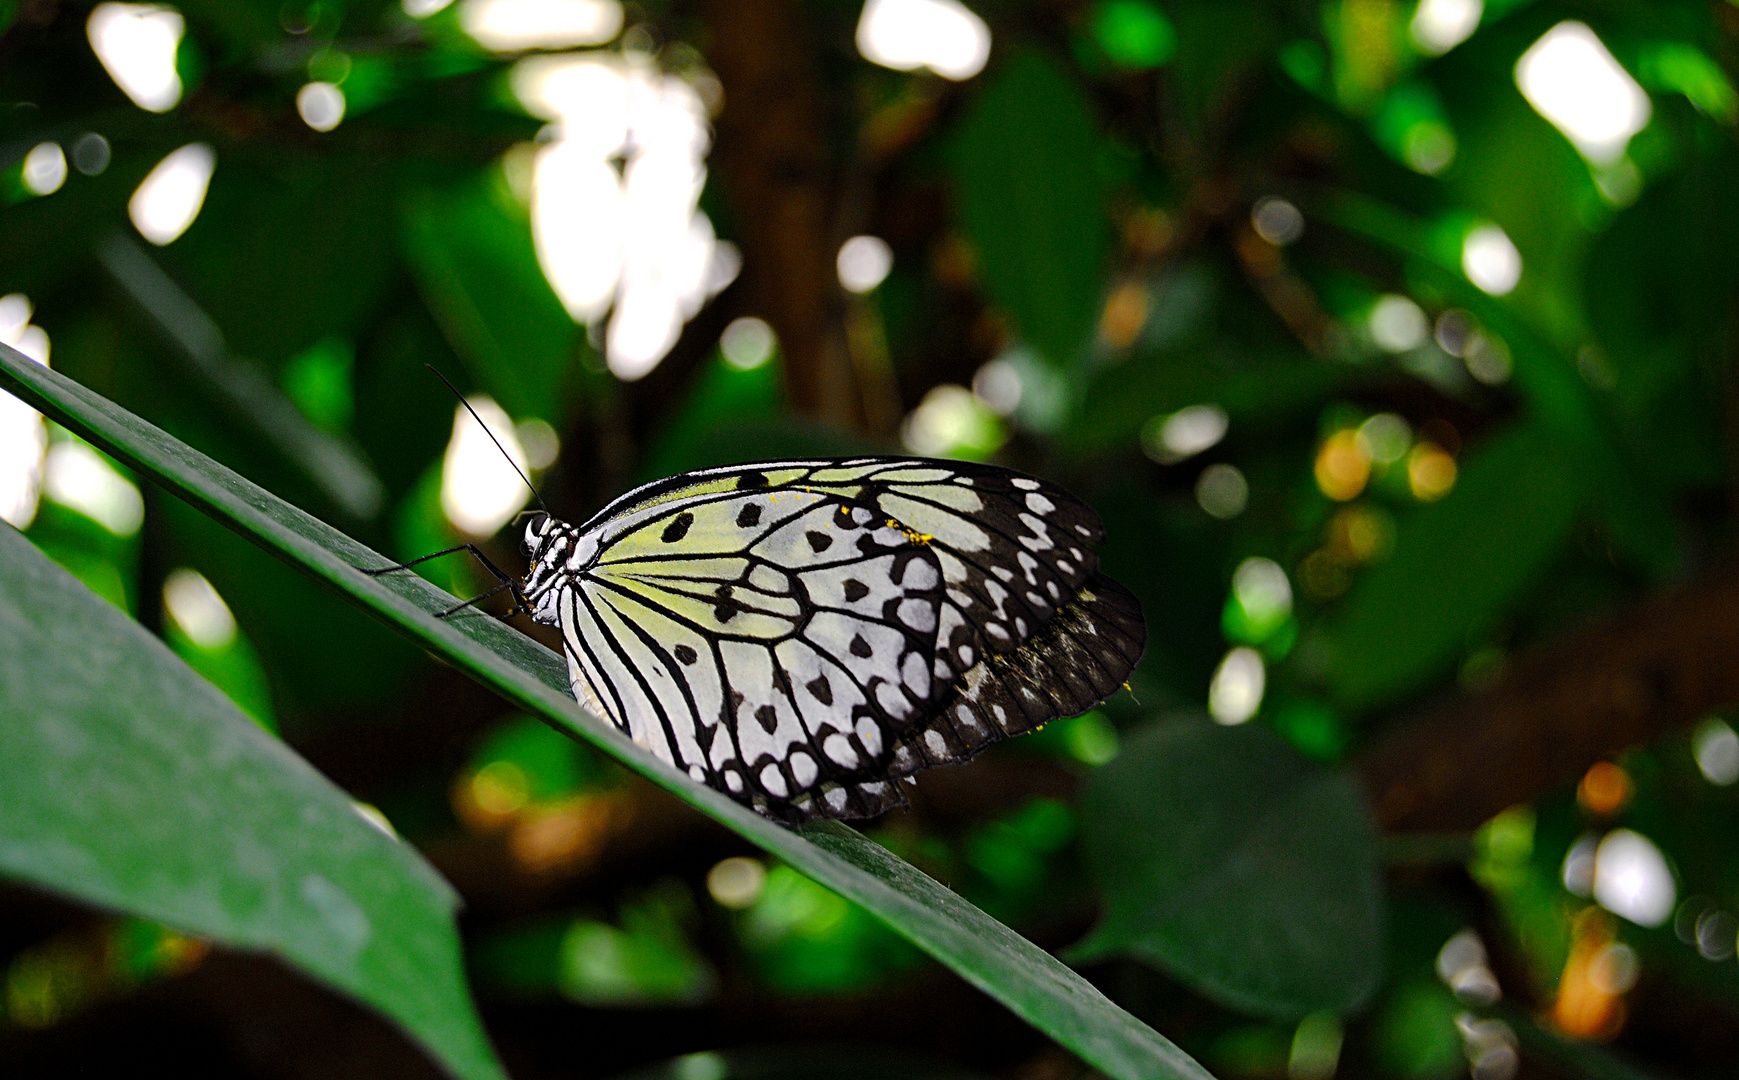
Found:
[1553,908,1627,1041]
[1579,761,1633,816]
[1099,281,1150,349]
[1315,430,1370,501]
[1407,442,1457,501]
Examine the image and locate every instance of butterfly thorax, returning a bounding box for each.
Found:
[520,513,594,625]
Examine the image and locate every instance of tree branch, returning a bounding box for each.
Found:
[699,0,861,429]
[1357,564,1739,832]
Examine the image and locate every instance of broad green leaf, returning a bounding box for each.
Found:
[954,49,1109,367]
[0,344,1214,1080]
[1324,421,1583,711]
[1074,720,1384,1019]
[0,525,502,1080]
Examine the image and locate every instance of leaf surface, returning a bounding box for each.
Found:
[0,524,502,1080]
[1075,721,1384,1019]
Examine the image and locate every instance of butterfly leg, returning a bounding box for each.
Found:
[360,544,531,618]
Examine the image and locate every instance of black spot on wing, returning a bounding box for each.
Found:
[662,512,694,543]
[674,644,697,665]
[738,471,769,489]
[806,530,833,552]
[737,503,762,528]
[755,704,779,734]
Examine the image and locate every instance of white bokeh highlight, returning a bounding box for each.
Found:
[297,81,346,131]
[0,295,49,529]
[1693,717,1739,785]
[1209,646,1265,724]
[441,397,531,538]
[1593,829,1676,927]
[163,568,238,649]
[837,235,893,294]
[461,0,623,52]
[1516,21,1651,165]
[44,442,145,536]
[1411,0,1482,56]
[856,0,991,81]
[515,54,735,380]
[1462,225,1521,296]
[87,3,184,113]
[129,142,215,245]
[23,143,68,196]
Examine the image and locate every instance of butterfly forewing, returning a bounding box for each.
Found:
[528,457,1142,822]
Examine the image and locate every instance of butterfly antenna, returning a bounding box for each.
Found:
[425,364,552,517]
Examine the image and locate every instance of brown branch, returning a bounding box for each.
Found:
[699,0,861,429]
[1357,564,1739,832]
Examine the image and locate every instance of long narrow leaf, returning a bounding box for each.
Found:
[0,343,1212,1080]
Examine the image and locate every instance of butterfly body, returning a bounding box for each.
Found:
[517,457,1145,822]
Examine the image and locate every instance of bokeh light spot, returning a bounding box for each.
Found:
[1142,404,1228,464]
[22,143,67,196]
[1577,761,1633,816]
[129,143,215,246]
[1315,429,1370,501]
[1462,225,1521,296]
[1692,717,1739,785]
[440,396,531,537]
[87,3,184,113]
[296,81,346,131]
[1251,197,1303,246]
[707,857,767,909]
[162,569,237,650]
[856,0,991,81]
[1407,442,1456,501]
[720,317,777,370]
[1593,829,1675,927]
[1209,646,1265,725]
[1196,463,1248,519]
[1410,0,1482,56]
[461,0,623,51]
[1516,21,1650,165]
[837,235,893,294]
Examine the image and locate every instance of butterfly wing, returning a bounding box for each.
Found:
[554,457,1144,821]
[562,484,951,816]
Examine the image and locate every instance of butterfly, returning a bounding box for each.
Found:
[380,455,1144,822]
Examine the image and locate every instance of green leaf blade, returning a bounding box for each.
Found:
[0,343,1214,1080]
[1076,721,1384,1020]
[0,524,502,1080]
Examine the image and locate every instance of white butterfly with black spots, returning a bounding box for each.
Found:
[512,457,1144,822]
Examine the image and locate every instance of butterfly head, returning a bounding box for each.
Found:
[519,512,596,625]
[521,511,554,558]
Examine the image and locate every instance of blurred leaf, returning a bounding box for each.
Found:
[0,346,1215,1080]
[401,170,580,423]
[736,864,919,993]
[608,1044,995,1080]
[1075,719,1384,1019]
[637,353,785,482]
[954,49,1109,367]
[1324,421,1582,711]
[0,525,502,1080]
[560,882,716,1006]
[168,153,397,365]
[1321,192,1681,578]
